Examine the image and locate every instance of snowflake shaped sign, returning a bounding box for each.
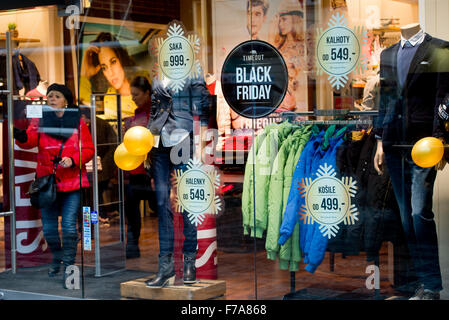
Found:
[151,20,202,93]
[316,13,369,90]
[174,158,222,227]
[298,163,359,238]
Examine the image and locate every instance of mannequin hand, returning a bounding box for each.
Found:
[144,158,151,170]
[59,157,73,168]
[374,140,385,175]
[80,45,101,79]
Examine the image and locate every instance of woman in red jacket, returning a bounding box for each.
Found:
[14,84,94,288]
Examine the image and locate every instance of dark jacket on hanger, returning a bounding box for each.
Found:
[354,131,405,261]
[373,33,449,149]
[331,131,406,260]
[12,53,41,94]
[328,132,367,256]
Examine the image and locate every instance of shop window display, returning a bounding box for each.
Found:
[0,0,448,303]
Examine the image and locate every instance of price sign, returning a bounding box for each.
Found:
[306,177,350,226]
[153,20,202,93]
[158,35,195,81]
[315,13,368,90]
[299,164,359,238]
[317,26,360,77]
[174,158,222,227]
[178,169,214,215]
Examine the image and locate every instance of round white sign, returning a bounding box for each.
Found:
[158,35,195,81]
[316,26,360,77]
[305,176,351,226]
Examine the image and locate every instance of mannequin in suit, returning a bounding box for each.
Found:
[373,23,449,299]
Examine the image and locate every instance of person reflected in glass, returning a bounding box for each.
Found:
[123,76,157,259]
[80,32,148,119]
[14,84,94,288]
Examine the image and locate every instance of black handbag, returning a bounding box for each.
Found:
[28,141,65,209]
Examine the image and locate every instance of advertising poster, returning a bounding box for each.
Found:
[213,0,310,135]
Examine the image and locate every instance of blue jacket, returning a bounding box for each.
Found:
[278,130,323,252]
[279,126,347,273]
[304,127,347,273]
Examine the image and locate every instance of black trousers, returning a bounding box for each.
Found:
[124,173,157,242]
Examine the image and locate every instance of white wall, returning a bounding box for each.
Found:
[347,0,419,28]
[0,6,64,85]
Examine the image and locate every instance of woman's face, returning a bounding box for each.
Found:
[279,14,294,36]
[47,90,67,109]
[98,46,126,91]
[131,86,150,107]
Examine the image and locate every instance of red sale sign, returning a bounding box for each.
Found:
[3,114,51,268]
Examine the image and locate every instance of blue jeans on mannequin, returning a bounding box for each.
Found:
[150,145,197,258]
[385,150,442,292]
[40,190,81,268]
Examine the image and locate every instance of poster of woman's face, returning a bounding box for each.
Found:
[79,20,164,117]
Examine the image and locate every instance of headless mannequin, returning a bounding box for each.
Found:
[374,22,426,175]
[400,23,422,40]
[374,22,445,298]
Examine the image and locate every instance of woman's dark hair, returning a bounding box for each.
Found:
[131,76,152,93]
[90,32,136,69]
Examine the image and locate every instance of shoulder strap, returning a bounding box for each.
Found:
[53,141,65,174]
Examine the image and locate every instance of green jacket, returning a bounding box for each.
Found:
[242,121,293,238]
[278,125,314,271]
[266,127,303,259]
[264,125,313,271]
[241,126,270,236]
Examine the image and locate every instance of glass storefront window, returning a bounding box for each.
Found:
[0,0,448,306]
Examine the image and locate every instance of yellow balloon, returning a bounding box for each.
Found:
[123,126,154,156]
[114,143,145,171]
[411,137,444,168]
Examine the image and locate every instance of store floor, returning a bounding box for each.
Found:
[0,215,409,300]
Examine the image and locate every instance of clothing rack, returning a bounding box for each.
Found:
[280,109,379,117]
[294,119,373,125]
[271,109,382,299]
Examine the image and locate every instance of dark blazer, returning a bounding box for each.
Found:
[374,34,449,149]
[147,77,211,139]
